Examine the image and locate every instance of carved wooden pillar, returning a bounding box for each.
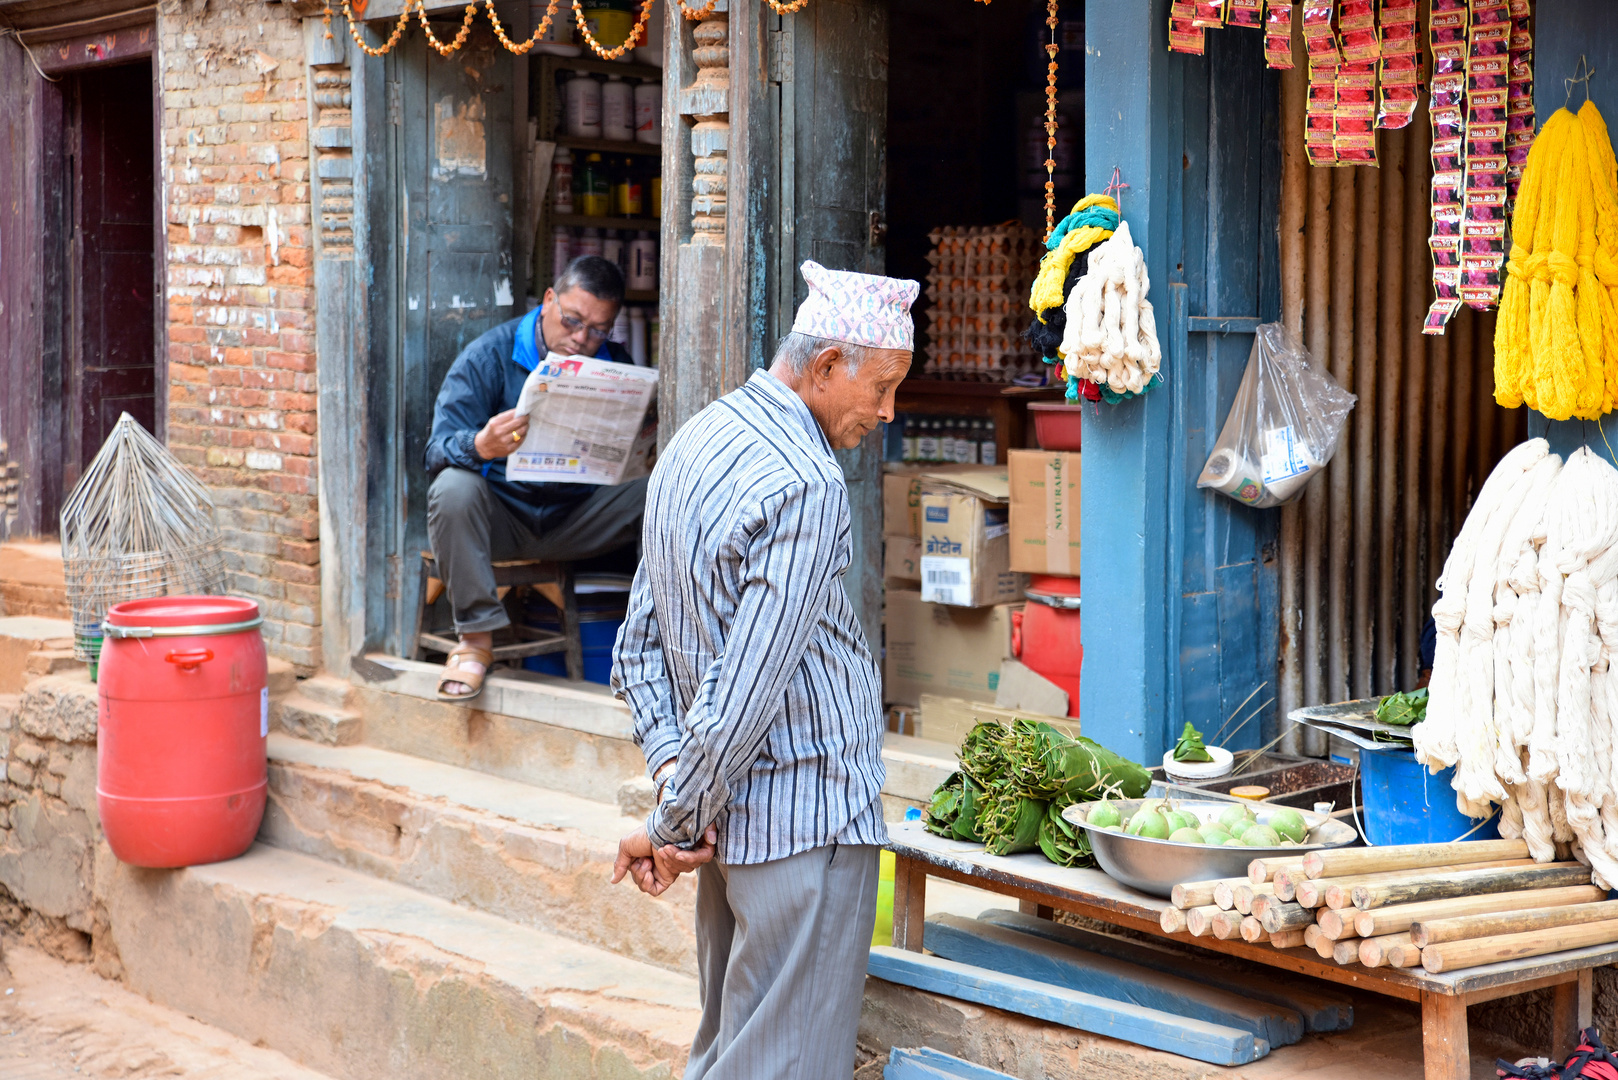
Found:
[687,13,729,244]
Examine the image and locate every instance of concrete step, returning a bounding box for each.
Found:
[272,692,363,746]
[96,843,700,1080]
[298,672,354,708]
[0,614,75,694]
[262,734,699,976]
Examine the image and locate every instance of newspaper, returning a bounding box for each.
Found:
[505,352,658,485]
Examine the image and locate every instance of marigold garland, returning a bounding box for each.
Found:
[485,0,562,54]
[1042,0,1059,241]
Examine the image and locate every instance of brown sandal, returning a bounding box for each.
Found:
[436,642,494,701]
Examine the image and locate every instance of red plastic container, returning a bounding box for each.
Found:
[1011,574,1081,719]
[97,596,268,868]
[1028,402,1084,451]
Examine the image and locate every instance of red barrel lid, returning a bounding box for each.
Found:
[104,596,261,628]
[1027,574,1081,597]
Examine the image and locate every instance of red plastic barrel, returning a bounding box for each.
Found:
[97,596,268,868]
[1011,574,1082,720]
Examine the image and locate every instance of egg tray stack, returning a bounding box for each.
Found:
[1158,837,1618,974]
[921,224,1044,383]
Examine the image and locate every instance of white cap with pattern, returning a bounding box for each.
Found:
[790,260,919,352]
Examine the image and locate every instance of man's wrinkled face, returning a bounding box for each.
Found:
[540,286,620,356]
[801,345,912,450]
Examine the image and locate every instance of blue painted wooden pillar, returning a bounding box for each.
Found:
[1080,0,1175,763]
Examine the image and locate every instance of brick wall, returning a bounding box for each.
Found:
[159,0,320,671]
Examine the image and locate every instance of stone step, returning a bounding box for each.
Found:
[348,653,959,812]
[263,734,699,976]
[96,843,700,1080]
[271,692,363,746]
[298,672,353,708]
[0,614,75,695]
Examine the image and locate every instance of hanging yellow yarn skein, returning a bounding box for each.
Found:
[1573,109,1608,419]
[1495,111,1563,408]
[1536,109,1592,421]
[1028,194,1119,320]
[1580,101,1618,415]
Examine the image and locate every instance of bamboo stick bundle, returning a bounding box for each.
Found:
[1312,859,1535,909]
[1302,838,1529,879]
[1331,939,1362,965]
[1358,932,1413,968]
[1173,877,1251,910]
[1269,928,1308,949]
[1184,905,1223,936]
[1231,881,1277,915]
[1259,900,1316,934]
[1240,916,1271,943]
[1386,940,1424,968]
[1211,910,1246,939]
[1315,908,1355,939]
[1410,899,1618,948]
[1249,856,1308,884]
[1415,920,1618,973]
[1350,862,1589,911]
[1351,885,1606,938]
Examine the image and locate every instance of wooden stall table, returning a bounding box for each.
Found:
[887,820,1610,1080]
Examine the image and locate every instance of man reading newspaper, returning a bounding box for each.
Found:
[424,256,650,701]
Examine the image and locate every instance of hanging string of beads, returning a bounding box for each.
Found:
[324,0,1006,59]
[485,0,561,54]
[336,0,414,56]
[1042,0,1060,242]
[419,1,479,56]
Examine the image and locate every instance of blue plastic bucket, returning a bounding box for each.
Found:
[1359,748,1500,845]
[521,610,626,685]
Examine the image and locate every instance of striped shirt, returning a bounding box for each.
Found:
[610,369,888,864]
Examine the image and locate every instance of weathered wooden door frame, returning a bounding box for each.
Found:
[0,37,162,539]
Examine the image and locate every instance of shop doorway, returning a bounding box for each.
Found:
[368,19,519,657]
[66,59,160,487]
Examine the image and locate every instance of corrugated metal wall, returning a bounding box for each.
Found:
[1276,60,1528,752]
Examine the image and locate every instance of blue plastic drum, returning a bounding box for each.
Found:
[1359,747,1500,845]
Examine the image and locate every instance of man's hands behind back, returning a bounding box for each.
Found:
[611,824,718,896]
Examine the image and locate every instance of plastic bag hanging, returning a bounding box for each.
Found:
[1196,323,1356,509]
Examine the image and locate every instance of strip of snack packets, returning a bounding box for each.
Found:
[1425,0,1469,334]
[1264,0,1294,68]
[1460,0,1510,312]
[1377,0,1420,129]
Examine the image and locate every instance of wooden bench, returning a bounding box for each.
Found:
[886,820,1612,1080]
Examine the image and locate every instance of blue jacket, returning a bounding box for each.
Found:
[425,306,636,535]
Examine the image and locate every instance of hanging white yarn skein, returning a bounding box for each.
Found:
[1058,220,1161,397]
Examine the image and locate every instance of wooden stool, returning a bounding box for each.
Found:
[414,552,584,681]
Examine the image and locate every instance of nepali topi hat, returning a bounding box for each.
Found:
[790,260,920,352]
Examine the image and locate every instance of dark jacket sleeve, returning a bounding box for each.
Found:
[425,339,504,476]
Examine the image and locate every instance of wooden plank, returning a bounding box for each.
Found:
[1352,885,1607,939]
[891,855,927,952]
[1187,316,1262,334]
[1302,839,1529,879]
[867,948,1268,1066]
[1550,969,1592,1061]
[888,1047,1017,1080]
[923,914,1304,1047]
[977,909,1351,1034]
[1461,971,1576,1006]
[1420,991,1469,1080]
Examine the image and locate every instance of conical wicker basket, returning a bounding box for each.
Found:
[59,414,227,658]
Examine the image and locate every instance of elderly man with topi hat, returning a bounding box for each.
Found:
[609,260,919,1079]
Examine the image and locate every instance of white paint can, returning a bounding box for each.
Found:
[601,75,633,142]
[563,74,601,139]
[634,82,662,145]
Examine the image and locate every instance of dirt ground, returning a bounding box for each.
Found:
[0,939,334,1080]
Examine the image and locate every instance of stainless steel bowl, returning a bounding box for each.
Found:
[1062,798,1358,898]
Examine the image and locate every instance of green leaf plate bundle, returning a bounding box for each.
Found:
[923,719,1150,868]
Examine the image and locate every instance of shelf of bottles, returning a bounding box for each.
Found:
[898,414,1000,467]
[533,48,663,366]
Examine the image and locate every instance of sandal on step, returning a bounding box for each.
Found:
[436,642,494,702]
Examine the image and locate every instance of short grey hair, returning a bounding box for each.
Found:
[771,331,874,375]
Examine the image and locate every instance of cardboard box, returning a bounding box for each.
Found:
[1008,449,1081,576]
[918,467,1024,607]
[918,692,1079,747]
[883,464,994,540]
[883,588,1020,705]
[884,536,922,583]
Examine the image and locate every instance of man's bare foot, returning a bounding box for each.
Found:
[442,631,493,697]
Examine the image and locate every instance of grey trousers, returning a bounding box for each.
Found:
[685,844,879,1080]
[426,467,648,634]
